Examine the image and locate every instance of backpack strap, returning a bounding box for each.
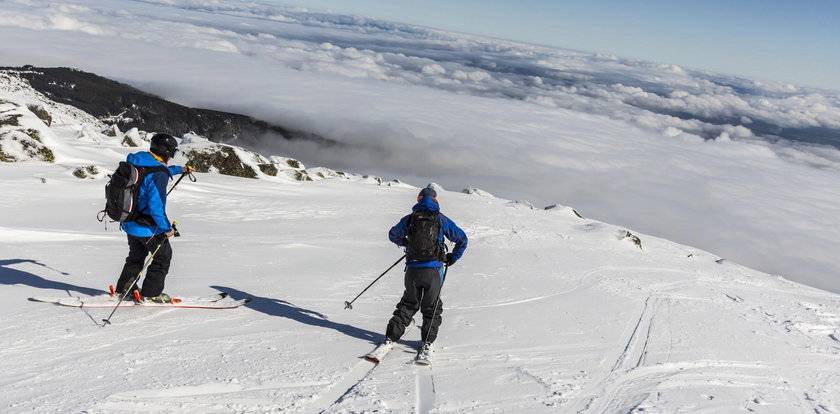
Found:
[136,165,171,177]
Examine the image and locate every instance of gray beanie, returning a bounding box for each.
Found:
[418,187,437,198]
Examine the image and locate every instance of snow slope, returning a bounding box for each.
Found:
[2,77,840,414]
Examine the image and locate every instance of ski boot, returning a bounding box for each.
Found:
[416,342,433,365]
[142,293,173,303]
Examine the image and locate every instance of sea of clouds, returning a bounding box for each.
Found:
[2,0,840,292]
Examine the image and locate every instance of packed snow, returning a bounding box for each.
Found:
[2,67,840,414]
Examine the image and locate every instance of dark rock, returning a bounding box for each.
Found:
[27,104,52,126]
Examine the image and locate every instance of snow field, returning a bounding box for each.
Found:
[2,162,839,413]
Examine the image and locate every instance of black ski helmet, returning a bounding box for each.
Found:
[149,133,178,160]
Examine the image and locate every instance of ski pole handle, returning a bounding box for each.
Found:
[172,221,180,237]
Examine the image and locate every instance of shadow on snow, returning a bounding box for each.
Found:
[212,285,381,345]
[1,259,104,296]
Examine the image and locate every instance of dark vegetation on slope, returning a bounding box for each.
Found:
[1,65,333,147]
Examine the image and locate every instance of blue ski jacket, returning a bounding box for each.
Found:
[120,152,183,238]
[389,196,468,269]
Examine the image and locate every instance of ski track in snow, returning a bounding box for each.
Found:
[314,358,377,413]
[314,341,427,413]
[415,364,436,414]
[564,276,838,414]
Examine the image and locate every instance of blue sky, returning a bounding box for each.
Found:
[274,0,840,91]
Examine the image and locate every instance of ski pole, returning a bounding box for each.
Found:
[167,168,196,195]
[344,254,406,310]
[102,222,179,326]
[102,242,163,326]
[422,264,448,344]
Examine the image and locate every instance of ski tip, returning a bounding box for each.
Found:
[364,356,380,364]
[414,359,431,366]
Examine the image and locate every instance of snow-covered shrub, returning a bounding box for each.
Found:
[182,145,258,179]
[72,165,99,179]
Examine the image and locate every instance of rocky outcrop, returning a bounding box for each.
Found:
[0,99,54,163]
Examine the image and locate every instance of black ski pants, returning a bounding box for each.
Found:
[116,234,172,297]
[386,266,444,344]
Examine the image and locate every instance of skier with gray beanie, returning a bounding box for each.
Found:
[382,186,468,363]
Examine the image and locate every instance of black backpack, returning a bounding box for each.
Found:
[406,210,444,262]
[98,161,168,225]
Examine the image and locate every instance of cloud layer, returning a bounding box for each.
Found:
[2,0,840,292]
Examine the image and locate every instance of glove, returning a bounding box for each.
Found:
[444,253,456,266]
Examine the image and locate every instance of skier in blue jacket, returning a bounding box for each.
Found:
[114,133,190,303]
[384,187,468,360]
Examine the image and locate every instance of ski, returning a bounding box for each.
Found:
[364,342,394,364]
[364,319,415,363]
[29,292,251,309]
[415,356,432,366]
